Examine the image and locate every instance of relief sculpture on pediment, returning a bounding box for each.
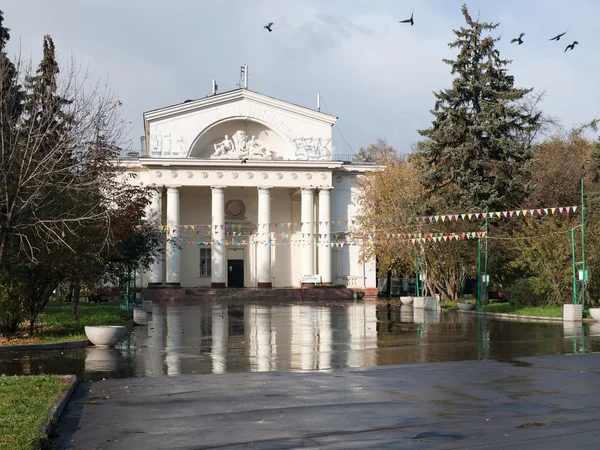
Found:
[210,130,273,160]
[292,137,332,161]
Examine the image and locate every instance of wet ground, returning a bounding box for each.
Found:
[1,300,599,381]
[56,353,600,449]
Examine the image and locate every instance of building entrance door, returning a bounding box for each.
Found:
[228,260,244,288]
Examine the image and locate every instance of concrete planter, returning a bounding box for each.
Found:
[589,308,600,322]
[413,296,425,309]
[400,296,414,305]
[133,307,148,325]
[457,301,476,311]
[424,296,441,311]
[142,300,153,312]
[563,304,583,322]
[85,326,127,349]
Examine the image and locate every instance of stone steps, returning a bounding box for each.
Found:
[182,288,320,301]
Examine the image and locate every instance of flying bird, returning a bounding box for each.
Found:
[241,158,248,164]
[565,41,579,52]
[264,22,273,32]
[511,33,525,45]
[549,31,567,41]
[399,10,414,26]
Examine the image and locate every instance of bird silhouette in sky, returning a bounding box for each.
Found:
[241,158,248,164]
[549,31,567,41]
[399,10,414,26]
[511,33,525,45]
[565,41,579,52]
[264,22,273,32]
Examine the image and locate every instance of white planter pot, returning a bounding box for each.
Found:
[589,308,600,321]
[413,296,425,309]
[400,296,413,305]
[457,302,476,311]
[85,325,128,349]
[424,296,441,311]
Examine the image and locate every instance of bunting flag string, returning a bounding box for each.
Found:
[136,204,580,233]
[171,231,487,247]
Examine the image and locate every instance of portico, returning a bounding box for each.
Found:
[125,88,377,290]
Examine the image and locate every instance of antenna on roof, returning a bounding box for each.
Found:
[240,64,248,89]
[212,78,218,95]
[317,92,321,111]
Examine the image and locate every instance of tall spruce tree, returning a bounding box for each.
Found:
[417,4,541,212]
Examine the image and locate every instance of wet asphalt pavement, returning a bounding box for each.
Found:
[55,352,600,449]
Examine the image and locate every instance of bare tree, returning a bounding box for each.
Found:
[0,46,141,268]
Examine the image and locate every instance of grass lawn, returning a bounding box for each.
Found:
[0,301,131,346]
[0,375,69,450]
[480,302,565,318]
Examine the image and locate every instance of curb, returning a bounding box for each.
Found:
[459,310,597,323]
[35,374,78,450]
[0,339,89,353]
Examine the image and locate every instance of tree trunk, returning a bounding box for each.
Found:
[72,281,80,321]
[66,279,74,303]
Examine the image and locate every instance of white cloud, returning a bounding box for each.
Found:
[2,0,599,154]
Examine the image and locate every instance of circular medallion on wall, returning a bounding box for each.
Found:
[320,172,327,180]
[291,173,298,180]
[336,176,343,184]
[170,171,178,178]
[261,172,268,179]
[216,171,223,179]
[186,171,193,178]
[201,172,208,179]
[305,173,313,180]
[155,171,162,178]
[231,172,239,179]
[276,172,283,180]
[225,199,246,220]
[246,172,254,179]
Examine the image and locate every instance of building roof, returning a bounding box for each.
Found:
[143,88,338,125]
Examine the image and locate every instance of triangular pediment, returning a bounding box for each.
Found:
[143,89,337,161]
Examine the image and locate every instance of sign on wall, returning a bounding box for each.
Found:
[299,274,322,283]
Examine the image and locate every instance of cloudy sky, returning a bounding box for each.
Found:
[2,0,598,154]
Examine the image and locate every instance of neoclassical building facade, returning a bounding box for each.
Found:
[124,88,376,290]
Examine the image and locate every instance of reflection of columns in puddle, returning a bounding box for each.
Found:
[317,308,332,370]
[165,306,181,375]
[145,306,165,376]
[211,304,229,374]
[347,303,377,367]
[400,305,413,323]
[246,305,273,372]
[300,305,316,370]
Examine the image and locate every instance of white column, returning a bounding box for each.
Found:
[301,188,315,277]
[257,186,272,288]
[147,187,164,285]
[166,186,180,285]
[211,186,226,288]
[318,187,332,284]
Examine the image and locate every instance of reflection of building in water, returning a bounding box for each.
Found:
[244,303,376,372]
[165,305,181,375]
[151,302,378,375]
[211,304,229,373]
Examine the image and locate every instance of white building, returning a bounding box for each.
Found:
[123,86,377,291]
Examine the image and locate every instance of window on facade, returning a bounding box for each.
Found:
[200,248,211,277]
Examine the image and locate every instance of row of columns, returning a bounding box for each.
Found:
[147,186,332,288]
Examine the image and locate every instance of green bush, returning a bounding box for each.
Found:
[0,284,23,337]
[506,278,547,307]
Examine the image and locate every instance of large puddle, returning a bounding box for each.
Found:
[1,301,599,381]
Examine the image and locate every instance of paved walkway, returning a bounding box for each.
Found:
[55,353,600,449]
